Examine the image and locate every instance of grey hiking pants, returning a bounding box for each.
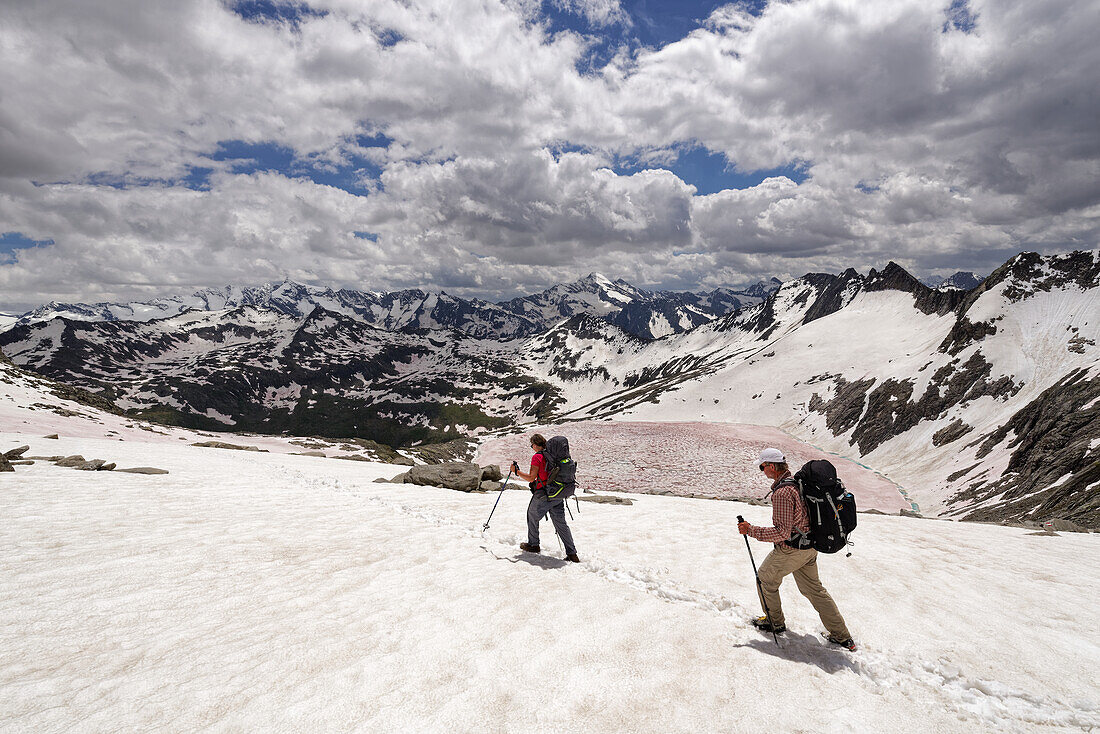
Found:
[527,494,577,555]
[757,546,851,639]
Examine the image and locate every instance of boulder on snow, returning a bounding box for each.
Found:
[0,456,13,472]
[190,441,268,452]
[385,471,412,484]
[43,434,59,439]
[480,464,502,481]
[115,467,170,474]
[479,480,502,492]
[578,494,633,505]
[77,459,107,471]
[3,445,30,459]
[56,455,87,468]
[900,509,924,518]
[406,462,482,492]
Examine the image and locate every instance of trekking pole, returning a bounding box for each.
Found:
[482,467,515,531]
[738,515,780,648]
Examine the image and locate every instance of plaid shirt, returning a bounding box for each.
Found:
[748,472,810,547]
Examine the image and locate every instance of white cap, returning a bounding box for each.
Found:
[757,448,786,467]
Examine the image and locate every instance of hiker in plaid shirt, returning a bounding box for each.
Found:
[738,448,853,647]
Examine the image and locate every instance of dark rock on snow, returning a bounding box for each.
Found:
[191,441,268,452]
[961,368,1100,529]
[577,494,634,505]
[406,462,483,492]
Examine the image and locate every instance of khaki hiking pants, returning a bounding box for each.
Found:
[756,546,851,639]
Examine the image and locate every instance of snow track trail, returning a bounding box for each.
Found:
[286,467,1100,733]
[3,442,1097,734]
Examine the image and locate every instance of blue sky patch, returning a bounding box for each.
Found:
[203,139,387,193]
[614,146,808,195]
[943,0,977,33]
[229,0,326,28]
[1,232,55,262]
[540,0,762,74]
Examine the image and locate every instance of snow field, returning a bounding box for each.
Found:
[478,421,911,512]
[2,433,1098,732]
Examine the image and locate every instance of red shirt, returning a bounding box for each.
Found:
[530,452,548,483]
[748,473,810,548]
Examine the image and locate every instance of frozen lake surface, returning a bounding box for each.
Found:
[478,420,913,513]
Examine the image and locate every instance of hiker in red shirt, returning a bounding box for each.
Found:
[512,433,579,563]
[738,448,853,648]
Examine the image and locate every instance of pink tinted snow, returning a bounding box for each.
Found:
[477,421,912,513]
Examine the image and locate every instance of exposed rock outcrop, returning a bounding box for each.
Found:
[403,462,483,492]
[932,419,973,447]
[577,494,633,505]
[811,353,1020,454]
[190,441,268,452]
[959,368,1100,528]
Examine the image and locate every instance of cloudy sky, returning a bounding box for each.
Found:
[1,0,1097,309]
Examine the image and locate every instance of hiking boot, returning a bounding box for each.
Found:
[751,616,786,634]
[823,632,856,650]
[519,543,540,553]
[565,553,580,563]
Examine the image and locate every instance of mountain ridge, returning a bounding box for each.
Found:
[2,250,1096,527]
[12,274,783,341]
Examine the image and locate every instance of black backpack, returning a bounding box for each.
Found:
[787,459,857,554]
[538,435,577,500]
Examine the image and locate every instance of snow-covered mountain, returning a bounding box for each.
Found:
[0,306,560,445]
[499,273,648,321]
[499,274,780,339]
[16,281,545,340]
[2,251,1096,527]
[11,274,778,341]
